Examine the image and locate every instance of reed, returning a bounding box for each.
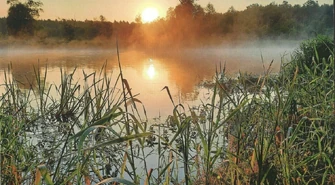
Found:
[1,36,334,184]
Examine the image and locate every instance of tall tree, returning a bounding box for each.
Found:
[6,0,43,36]
[179,0,195,5]
[205,3,216,15]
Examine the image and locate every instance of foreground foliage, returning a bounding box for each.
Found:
[1,37,335,184]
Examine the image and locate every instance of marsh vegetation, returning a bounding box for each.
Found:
[1,36,335,185]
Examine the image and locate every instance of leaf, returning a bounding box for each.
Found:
[217,99,248,129]
[168,117,191,145]
[96,177,136,185]
[61,168,80,184]
[128,114,145,132]
[161,86,175,105]
[158,161,173,179]
[120,150,128,178]
[34,167,42,185]
[195,120,209,161]
[125,97,142,107]
[85,174,91,185]
[78,125,107,153]
[38,164,54,185]
[70,109,122,140]
[84,132,153,151]
[123,79,133,97]
[144,168,153,185]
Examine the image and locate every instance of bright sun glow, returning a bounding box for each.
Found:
[146,64,156,79]
[141,7,159,23]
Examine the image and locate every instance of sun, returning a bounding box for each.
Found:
[141,7,159,23]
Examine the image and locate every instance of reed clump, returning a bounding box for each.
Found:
[1,36,334,185]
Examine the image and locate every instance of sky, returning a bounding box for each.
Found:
[0,0,333,22]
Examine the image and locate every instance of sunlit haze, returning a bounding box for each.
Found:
[142,7,159,23]
[0,0,332,22]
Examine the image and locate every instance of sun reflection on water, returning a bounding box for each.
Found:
[146,64,156,79]
[145,59,157,80]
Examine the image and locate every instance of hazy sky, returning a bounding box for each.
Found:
[0,0,333,22]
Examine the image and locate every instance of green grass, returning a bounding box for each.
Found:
[1,37,335,185]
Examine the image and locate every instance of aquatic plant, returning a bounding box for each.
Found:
[1,36,335,185]
[285,35,334,76]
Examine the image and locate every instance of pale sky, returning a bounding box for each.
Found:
[0,0,333,22]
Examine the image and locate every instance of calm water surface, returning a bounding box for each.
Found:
[0,42,297,118]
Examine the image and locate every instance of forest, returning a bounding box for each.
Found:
[0,0,333,48]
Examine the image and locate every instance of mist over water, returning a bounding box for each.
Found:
[0,40,299,117]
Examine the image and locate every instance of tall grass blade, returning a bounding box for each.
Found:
[161,86,175,106]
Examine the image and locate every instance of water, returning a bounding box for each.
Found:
[0,41,298,119]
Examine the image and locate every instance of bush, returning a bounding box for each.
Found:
[293,35,333,74]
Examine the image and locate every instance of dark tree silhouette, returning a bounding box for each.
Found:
[205,3,216,15]
[6,0,43,36]
[179,0,195,5]
[62,21,75,41]
[7,3,34,36]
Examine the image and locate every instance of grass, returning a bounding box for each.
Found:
[1,37,335,184]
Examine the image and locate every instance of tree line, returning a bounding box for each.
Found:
[0,0,333,48]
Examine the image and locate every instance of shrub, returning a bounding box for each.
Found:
[293,35,333,74]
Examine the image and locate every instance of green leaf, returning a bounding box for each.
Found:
[168,117,191,145]
[70,109,122,140]
[96,177,136,185]
[217,99,248,128]
[78,125,107,153]
[84,132,153,151]
[195,121,209,161]
[158,161,173,179]
[38,164,54,185]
